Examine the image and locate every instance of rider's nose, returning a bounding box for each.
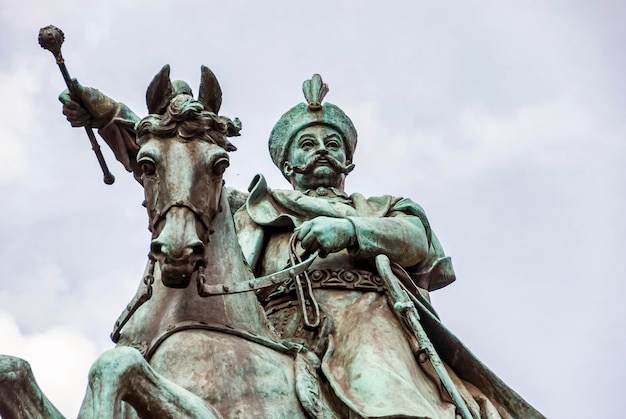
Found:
[316,148,329,156]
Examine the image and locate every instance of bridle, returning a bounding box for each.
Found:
[111,231,320,344]
[148,191,223,242]
[111,186,223,343]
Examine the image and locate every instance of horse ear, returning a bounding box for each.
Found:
[198,65,222,113]
[146,64,174,114]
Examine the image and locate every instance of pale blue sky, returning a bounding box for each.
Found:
[0,1,624,417]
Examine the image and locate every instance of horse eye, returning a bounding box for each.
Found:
[139,159,156,176]
[212,157,229,176]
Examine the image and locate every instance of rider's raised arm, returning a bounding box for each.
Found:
[59,81,142,180]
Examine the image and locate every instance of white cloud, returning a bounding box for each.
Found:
[0,67,39,182]
[0,310,97,418]
[0,2,623,417]
[0,253,142,352]
[359,94,624,185]
[457,98,595,166]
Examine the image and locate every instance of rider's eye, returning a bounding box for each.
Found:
[140,160,156,176]
[299,139,314,150]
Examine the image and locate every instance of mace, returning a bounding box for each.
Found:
[38,25,115,185]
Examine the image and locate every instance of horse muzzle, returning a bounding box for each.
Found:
[158,262,199,288]
[150,207,207,288]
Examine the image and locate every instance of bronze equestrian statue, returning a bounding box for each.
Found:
[0,26,543,418]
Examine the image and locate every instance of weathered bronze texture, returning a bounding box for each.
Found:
[0,355,64,419]
[0,27,546,418]
[71,68,331,417]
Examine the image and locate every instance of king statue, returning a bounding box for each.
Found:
[55,71,543,418]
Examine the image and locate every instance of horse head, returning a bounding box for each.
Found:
[136,65,241,288]
[56,65,337,419]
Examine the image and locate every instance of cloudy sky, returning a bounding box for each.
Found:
[1,0,624,417]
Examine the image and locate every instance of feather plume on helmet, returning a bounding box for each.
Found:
[268,74,357,180]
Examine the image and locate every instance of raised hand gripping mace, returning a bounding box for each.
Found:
[38,25,115,185]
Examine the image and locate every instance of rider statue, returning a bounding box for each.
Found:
[59,73,542,418]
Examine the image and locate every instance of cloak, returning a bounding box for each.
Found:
[233,174,544,419]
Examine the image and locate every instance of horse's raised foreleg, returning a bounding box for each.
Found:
[78,347,222,419]
[0,354,65,419]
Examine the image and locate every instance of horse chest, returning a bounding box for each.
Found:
[149,331,307,418]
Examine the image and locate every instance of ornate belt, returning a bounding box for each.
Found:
[263,268,385,309]
[266,235,385,330]
[308,268,385,291]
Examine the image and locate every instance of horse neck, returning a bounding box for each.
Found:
[120,189,278,350]
[203,191,254,287]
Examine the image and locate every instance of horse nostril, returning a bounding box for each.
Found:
[192,243,205,256]
[151,242,164,256]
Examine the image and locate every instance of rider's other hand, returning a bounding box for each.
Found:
[296,217,356,258]
[58,79,118,129]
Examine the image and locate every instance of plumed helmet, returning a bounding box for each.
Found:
[268,74,357,177]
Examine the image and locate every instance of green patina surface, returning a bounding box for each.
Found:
[0,27,545,418]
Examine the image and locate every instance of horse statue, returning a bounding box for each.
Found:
[79,66,339,418]
[0,62,546,419]
[0,66,335,418]
[0,355,64,418]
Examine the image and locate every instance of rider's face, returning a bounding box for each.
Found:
[284,125,348,191]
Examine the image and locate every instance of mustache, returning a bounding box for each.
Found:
[291,153,355,175]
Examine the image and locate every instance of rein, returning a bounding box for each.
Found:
[197,234,321,329]
[288,234,321,329]
[111,258,156,343]
[196,249,319,296]
[111,235,319,344]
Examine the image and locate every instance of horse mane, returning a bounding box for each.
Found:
[136,94,241,151]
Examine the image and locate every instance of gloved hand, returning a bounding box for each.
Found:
[58,79,118,129]
[296,216,356,258]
